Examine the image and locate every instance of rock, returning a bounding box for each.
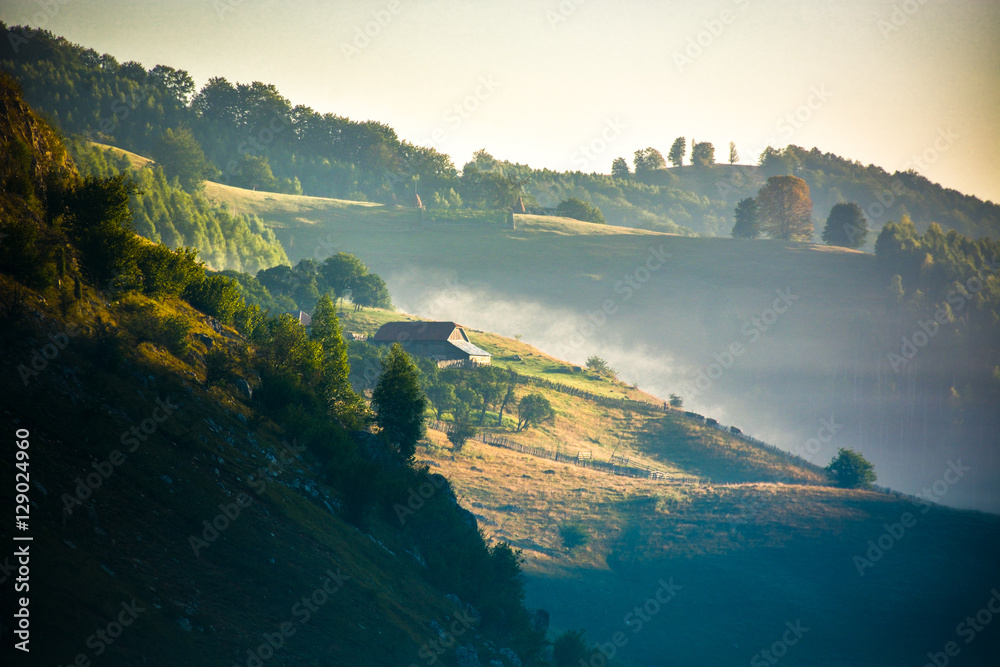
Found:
[455,645,481,667]
[234,378,252,399]
[528,608,549,634]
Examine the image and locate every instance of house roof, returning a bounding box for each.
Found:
[449,340,492,358]
[372,321,463,342]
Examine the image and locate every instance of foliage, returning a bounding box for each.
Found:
[669,393,683,408]
[69,140,287,273]
[183,274,246,325]
[233,154,278,191]
[633,147,666,174]
[822,201,869,248]
[756,175,814,242]
[555,197,606,224]
[585,354,615,377]
[65,173,141,288]
[558,523,590,551]
[151,127,216,192]
[351,272,392,310]
[446,413,478,453]
[311,294,366,425]
[668,137,686,168]
[135,242,203,297]
[553,630,596,667]
[371,343,428,461]
[826,448,877,488]
[516,393,554,432]
[728,141,739,165]
[203,348,234,387]
[610,157,630,178]
[731,197,762,239]
[691,142,715,168]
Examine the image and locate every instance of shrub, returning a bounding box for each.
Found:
[826,448,877,488]
[559,523,589,552]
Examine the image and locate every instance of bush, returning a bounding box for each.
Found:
[204,349,233,387]
[183,274,245,324]
[136,243,203,297]
[558,523,589,552]
[553,630,595,667]
[826,448,877,488]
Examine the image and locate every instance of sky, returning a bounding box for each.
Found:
[3,0,999,203]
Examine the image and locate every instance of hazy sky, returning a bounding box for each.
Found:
[3,0,998,203]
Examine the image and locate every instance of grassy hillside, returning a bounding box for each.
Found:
[201,180,1000,516]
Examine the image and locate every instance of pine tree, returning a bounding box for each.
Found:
[311,294,366,425]
[371,343,427,461]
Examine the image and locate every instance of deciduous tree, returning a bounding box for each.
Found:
[668,137,686,167]
[756,175,814,241]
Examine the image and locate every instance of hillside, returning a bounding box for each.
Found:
[327,309,1000,667]
[199,179,1000,516]
[0,79,543,666]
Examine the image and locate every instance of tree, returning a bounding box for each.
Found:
[633,147,666,174]
[311,294,364,423]
[321,253,368,303]
[756,175,814,242]
[65,174,141,289]
[691,142,715,168]
[668,137,686,168]
[558,523,590,552]
[585,355,614,377]
[826,448,877,488]
[516,393,554,432]
[731,197,761,239]
[728,141,739,165]
[151,127,215,192]
[234,154,278,192]
[351,272,391,310]
[555,197,606,224]
[447,412,478,453]
[822,202,869,249]
[553,630,596,667]
[371,343,427,461]
[470,365,507,425]
[611,157,630,179]
[669,393,683,408]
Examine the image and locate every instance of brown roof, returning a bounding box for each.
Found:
[372,321,463,342]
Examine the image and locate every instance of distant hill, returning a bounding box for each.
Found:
[3,22,997,241]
